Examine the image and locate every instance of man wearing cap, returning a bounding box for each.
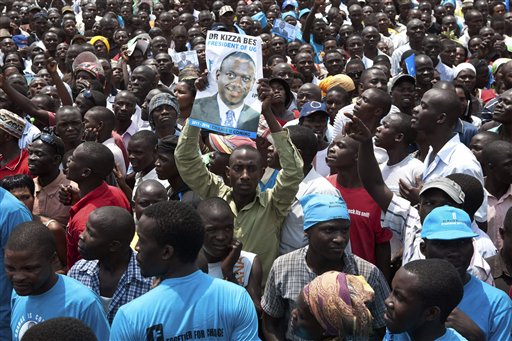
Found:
[192,51,260,132]
[390,74,416,115]
[420,206,512,341]
[218,6,245,34]
[0,109,30,180]
[262,193,390,340]
[347,114,494,284]
[148,92,181,139]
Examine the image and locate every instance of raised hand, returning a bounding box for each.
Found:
[344,113,373,143]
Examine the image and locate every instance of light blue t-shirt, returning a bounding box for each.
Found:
[10,275,110,341]
[0,188,32,340]
[458,275,512,341]
[383,328,467,340]
[110,270,259,341]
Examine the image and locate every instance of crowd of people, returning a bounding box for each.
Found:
[0,0,511,339]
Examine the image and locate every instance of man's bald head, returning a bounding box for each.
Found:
[89,206,135,244]
[134,179,168,220]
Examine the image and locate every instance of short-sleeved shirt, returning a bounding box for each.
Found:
[10,275,110,341]
[110,270,259,340]
[486,252,512,295]
[383,328,466,340]
[67,181,131,268]
[0,188,32,340]
[68,250,152,323]
[33,172,77,226]
[261,247,390,341]
[328,177,392,265]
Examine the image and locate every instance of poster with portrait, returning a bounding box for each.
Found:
[272,19,300,42]
[172,51,200,69]
[189,31,263,138]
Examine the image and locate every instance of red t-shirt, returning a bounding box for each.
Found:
[327,175,392,265]
[0,149,30,180]
[66,181,131,268]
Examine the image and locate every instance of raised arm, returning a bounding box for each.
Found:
[345,113,393,212]
[302,0,323,43]
[46,57,73,106]
[0,74,51,128]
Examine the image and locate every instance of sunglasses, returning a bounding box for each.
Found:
[33,130,64,155]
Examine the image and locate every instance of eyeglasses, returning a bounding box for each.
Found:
[33,129,65,156]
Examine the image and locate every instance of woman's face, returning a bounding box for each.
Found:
[290,292,325,340]
[174,82,194,110]
[455,69,477,92]
[94,41,108,58]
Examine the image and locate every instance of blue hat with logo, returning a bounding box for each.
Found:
[282,0,298,10]
[282,11,297,20]
[300,101,329,118]
[421,206,478,240]
[299,8,311,18]
[300,194,350,230]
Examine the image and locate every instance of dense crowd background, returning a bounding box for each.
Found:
[0,0,511,339]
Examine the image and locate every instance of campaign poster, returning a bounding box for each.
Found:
[272,19,301,42]
[189,31,263,138]
[172,50,200,69]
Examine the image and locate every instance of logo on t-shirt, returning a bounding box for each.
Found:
[146,324,165,341]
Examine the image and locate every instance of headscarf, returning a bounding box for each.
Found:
[492,58,511,75]
[209,134,256,154]
[454,62,476,78]
[303,271,375,340]
[90,36,110,52]
[319,75,356,96]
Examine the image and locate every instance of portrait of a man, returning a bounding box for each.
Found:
[176,53,192,69]
[192,51,260,131]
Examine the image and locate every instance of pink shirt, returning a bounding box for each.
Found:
[487,185,512,250]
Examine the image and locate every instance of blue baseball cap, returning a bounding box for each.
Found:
[300,194,350,230]
[421,206,478,240]
[281,11,297,20]
[300,101,328,118]
[299,8,311,18]
[282,0,298,10]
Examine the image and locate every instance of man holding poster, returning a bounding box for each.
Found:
[190,31,263,138]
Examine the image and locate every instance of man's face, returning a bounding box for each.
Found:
[326,90,348,120]
[423,39,440,62]
[43,33,59,52]
[306,219,350,261]
[301,112,328,145]
[28,140,59,176]
[411,91,440,133]
[128,139,155,173]
[271,36,286,56]
[391,81,415,112]
[4,249,55,296]
[324,53,345,76]
[423,238,473,277]
[152,105,178,132]
[152,37,168,55]
[415,58,435,87]
[360,70,387,92]
[407,20,426,42]
[155,150,178,180]
[467,13,484,35]
[155,53,173,75]
[374,114,401,149]
[227,149,262,196]
[55,110,83,145]
[384,268,427,334]
[362,28,380,50]
[135,215,167,278]
[10,186,34,211]
[469,134,488,163]
[272,63,294,87]
[295,53,315,77]
[440,43,456,67]
[130,69,153,98]
[346,36,363,58]
[173,29,188,49]
[114,93,136,122]
[326,135,357,169]
[297,85,321,110]
[490,148,512,182]
[78,213,110,260]
[217,56,255,107]
[199,13,213,28]
[201,210,234,259]
[134,189,167,220]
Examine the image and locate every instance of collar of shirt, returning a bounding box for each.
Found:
[427,133,461,166]
[0,150,27,171]
[34,171,67,195]
[70,181,110,216]
[486,184,512,203]
[297,168,325,198]
[217,94,244,126]
[121,120,139,139]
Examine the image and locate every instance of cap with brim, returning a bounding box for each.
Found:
[300,101,329,118]
[269,78,293,108]
[29,5,42,12]
[420,177,465,204]
[421,205,478,240]
[61,6,74,14]
[32,12,47,20]
[0,109,26,139]
[300,194,350,230]
[0,29,11,39]
[282,11,297,20]
[219,5,234,16]
[282,0,298,10]
[299,8,311,18]
[390,74,415,91]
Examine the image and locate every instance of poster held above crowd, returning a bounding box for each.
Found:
[189,31,263,138]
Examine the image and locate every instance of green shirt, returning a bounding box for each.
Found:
[175,123,304,285]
